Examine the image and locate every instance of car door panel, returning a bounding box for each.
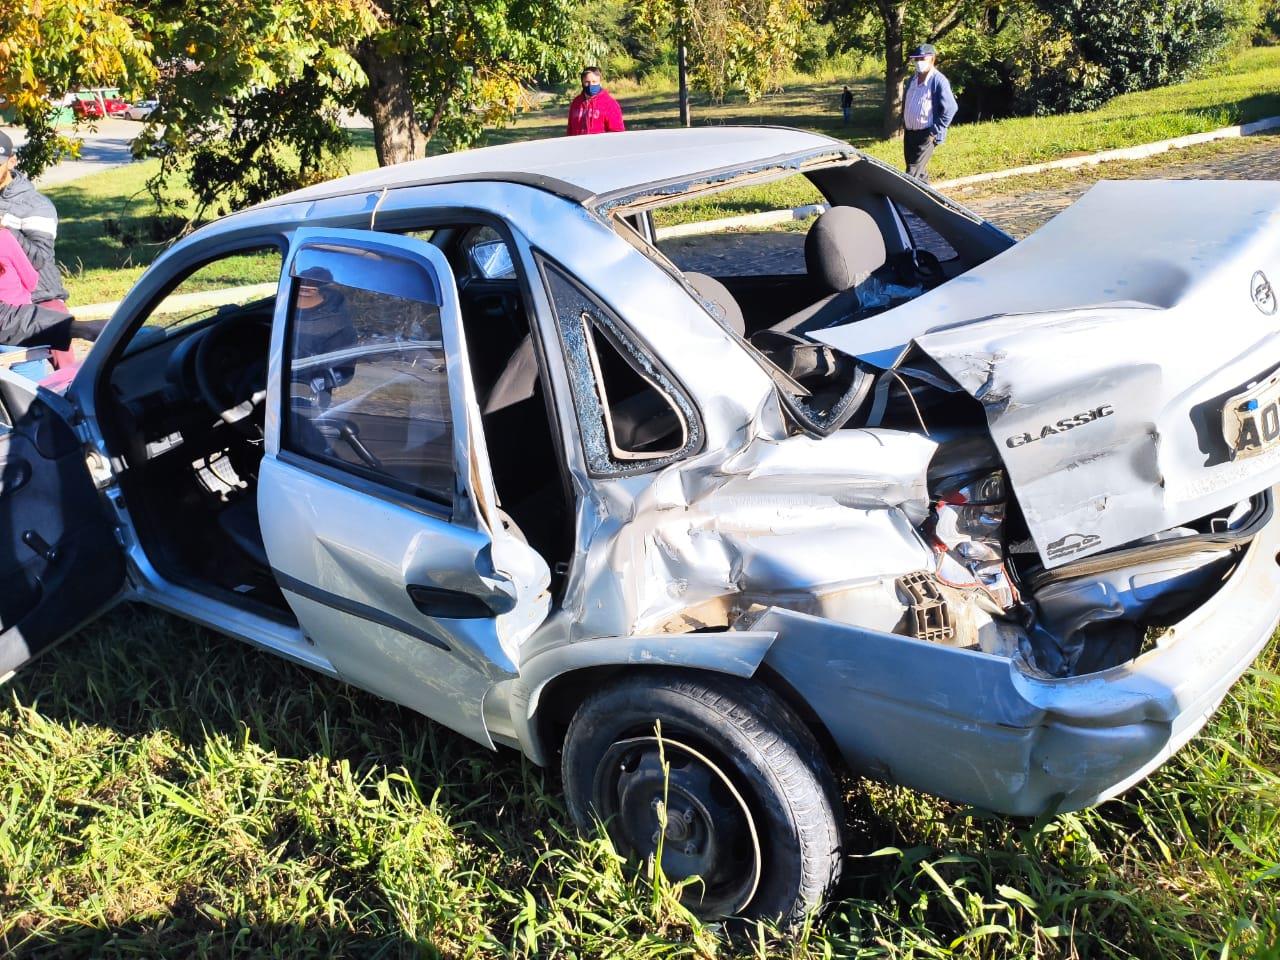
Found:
[259,228,551,745]
[0,373,124,679]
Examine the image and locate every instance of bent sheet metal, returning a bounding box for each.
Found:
[813,179,1280,567]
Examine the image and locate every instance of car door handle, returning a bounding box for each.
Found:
[408,584,509,619]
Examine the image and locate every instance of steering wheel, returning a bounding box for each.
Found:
[193,311,273,437]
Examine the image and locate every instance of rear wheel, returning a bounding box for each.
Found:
[561,670,844,925]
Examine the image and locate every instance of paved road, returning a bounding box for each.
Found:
[3,112,373,187]
[0,118,146,186]
[660,134,1280,275]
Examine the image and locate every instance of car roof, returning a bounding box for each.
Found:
[267,126,846,208]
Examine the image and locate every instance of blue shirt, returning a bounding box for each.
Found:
[902,69,958,143]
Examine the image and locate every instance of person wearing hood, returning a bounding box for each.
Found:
[0,131,69,306]
[567,67,625,136]
[901,44,958,182]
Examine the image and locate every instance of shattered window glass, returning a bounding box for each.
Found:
[538,258,702,476]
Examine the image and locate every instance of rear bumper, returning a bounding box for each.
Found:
[757,505,1280,816]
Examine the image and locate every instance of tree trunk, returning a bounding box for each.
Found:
[677,37,691,127]
[358,46,426,166]
[881,2,906,139]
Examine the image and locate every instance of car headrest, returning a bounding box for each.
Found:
[804,206,887,295]
[685,271,746,336]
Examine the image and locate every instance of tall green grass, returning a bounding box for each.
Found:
[2,605,1278,957]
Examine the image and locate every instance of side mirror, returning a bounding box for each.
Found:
[468,240,516,281]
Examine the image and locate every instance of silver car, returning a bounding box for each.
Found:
[3,127,1279,924]
[121,99,158,121]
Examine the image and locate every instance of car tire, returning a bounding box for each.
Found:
[561,669,844,926]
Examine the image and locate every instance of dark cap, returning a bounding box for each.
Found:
[908,44,938,59]
[297,265,334,285]
[0,131,13,159]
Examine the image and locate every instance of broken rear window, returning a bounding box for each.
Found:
[538,257,701,476]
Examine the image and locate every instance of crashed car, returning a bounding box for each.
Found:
[3,127,1279,924]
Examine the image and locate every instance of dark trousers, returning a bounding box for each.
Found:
[904,128,936,181]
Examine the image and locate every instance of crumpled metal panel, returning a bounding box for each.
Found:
[562,430,939,639]
[814,180,1280,567]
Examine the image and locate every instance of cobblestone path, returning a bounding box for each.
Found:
[661,134,1280,275]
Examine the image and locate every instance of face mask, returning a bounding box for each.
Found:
[584,83,602,96]
[915,60,930,74]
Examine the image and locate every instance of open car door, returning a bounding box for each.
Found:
[0,368,125,680]
[258,228,552,745]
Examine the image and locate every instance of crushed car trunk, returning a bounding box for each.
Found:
[814,179,1280,568]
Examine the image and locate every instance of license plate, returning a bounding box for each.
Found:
[1224,370,1280,460]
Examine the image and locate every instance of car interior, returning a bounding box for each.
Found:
[97,222,573,621]
[92,164,1008,626]
[642,167,1000,347]
[625,164,1009,437]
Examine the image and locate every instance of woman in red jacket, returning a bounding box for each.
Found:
[567,67,625,136]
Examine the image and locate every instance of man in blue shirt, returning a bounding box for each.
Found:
[902,44,958,182]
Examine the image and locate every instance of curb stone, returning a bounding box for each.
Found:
[935,114,1280,189]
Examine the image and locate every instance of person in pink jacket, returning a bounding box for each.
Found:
[0,227,39,306]
[567,67,625,136]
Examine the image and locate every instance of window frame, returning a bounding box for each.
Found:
[115,240,288,358]
[535,252,704,479]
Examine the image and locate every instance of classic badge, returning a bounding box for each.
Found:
[1252,270,1277,316]
[1004,404,1114,449]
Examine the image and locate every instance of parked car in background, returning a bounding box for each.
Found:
[72,91,129,118]
[122,99,158,121]
[2,128,1279,927]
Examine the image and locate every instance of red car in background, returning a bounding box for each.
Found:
[72,94,128,118]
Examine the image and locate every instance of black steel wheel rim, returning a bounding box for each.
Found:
[593,734,762,916]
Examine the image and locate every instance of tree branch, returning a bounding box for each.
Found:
[421,78,457,143]
[928,1,976,42]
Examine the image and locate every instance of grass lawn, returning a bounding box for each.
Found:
[10,43,1280,960]
[2,608,1277,956]
[52,47,1280,306]
[492,46,1280,184]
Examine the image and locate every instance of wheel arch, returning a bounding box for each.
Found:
[511,629,846,773]
[509,630,774,765]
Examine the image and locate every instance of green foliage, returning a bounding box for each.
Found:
[133,0,375,220]
[825,0,994,62]
[375,0,581,150]
[1024,0,1243,112]
[0,0,155,176]
[637,0,815,102]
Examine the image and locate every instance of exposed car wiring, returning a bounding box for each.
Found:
[891,369,930,436]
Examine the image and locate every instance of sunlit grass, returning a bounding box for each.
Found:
[2,605,1278,957]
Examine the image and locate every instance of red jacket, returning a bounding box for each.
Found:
[567,90,625,136]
